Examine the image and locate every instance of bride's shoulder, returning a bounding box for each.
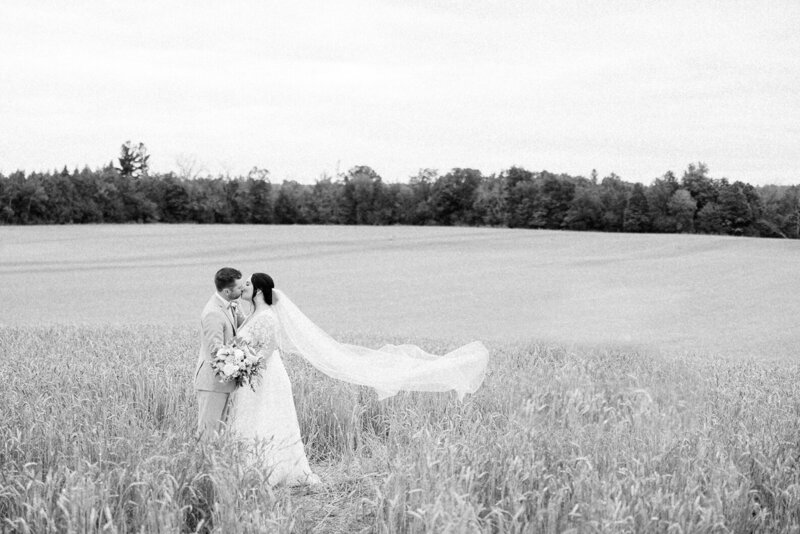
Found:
[248,308,278,329]
[264,307,280,326]
[239,309,277,345]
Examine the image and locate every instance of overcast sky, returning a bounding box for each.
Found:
[1,0,799,185]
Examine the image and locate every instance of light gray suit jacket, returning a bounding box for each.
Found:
[194,294,247,393]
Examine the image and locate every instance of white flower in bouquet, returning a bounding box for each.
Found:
[221,362,238,377]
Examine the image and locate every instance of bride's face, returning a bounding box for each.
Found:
[241,278,254,302]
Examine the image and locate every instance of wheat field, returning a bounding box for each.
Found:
[3,326,799,533]
[1,226,799,532]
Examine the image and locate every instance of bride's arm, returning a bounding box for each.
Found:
[241,313,278,358]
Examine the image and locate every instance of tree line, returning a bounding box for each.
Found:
[1,160,798,238]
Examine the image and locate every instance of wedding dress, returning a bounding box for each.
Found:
[227,290,489,486]
[228,307,320,486]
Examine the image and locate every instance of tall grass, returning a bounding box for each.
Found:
[1,326,799,533]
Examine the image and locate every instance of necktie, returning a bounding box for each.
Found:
[227,304,237,334]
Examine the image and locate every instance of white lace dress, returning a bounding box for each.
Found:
[227,308,320,486]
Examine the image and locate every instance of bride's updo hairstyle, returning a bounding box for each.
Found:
[251,273,275,305]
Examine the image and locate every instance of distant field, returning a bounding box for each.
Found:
[1,224,798,358]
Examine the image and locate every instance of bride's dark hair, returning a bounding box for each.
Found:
[251,273,274,305]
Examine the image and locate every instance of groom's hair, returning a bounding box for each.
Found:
[215,267,242,291]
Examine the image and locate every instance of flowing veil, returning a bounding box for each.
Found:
[271,290,489,400]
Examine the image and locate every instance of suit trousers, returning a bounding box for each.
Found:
[196,390,231,438]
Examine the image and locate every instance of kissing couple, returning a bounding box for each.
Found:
[194,267,489,487]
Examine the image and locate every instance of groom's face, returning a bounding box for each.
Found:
[223,278,244,300]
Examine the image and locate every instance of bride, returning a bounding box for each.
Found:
[227,273,320,486]
[227,272,489,486]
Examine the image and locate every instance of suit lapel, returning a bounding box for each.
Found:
[213,294,237,335]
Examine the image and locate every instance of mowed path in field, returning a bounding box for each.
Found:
[1,224,797,359]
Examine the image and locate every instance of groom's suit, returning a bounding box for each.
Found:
[194,293,246,437]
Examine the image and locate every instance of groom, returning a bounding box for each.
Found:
[194,267,247,438]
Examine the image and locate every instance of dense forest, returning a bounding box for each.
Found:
[1,143,798,238]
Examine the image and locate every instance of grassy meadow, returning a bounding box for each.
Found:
[2,224,799,357]
[1,225,799,532]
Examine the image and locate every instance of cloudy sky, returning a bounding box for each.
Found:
[1,0,798,184]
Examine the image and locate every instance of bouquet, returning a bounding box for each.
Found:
[210,338,264,391]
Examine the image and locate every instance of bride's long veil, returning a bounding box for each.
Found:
[271,290,489,400]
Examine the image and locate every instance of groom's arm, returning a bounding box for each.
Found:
[202,310,227,359]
